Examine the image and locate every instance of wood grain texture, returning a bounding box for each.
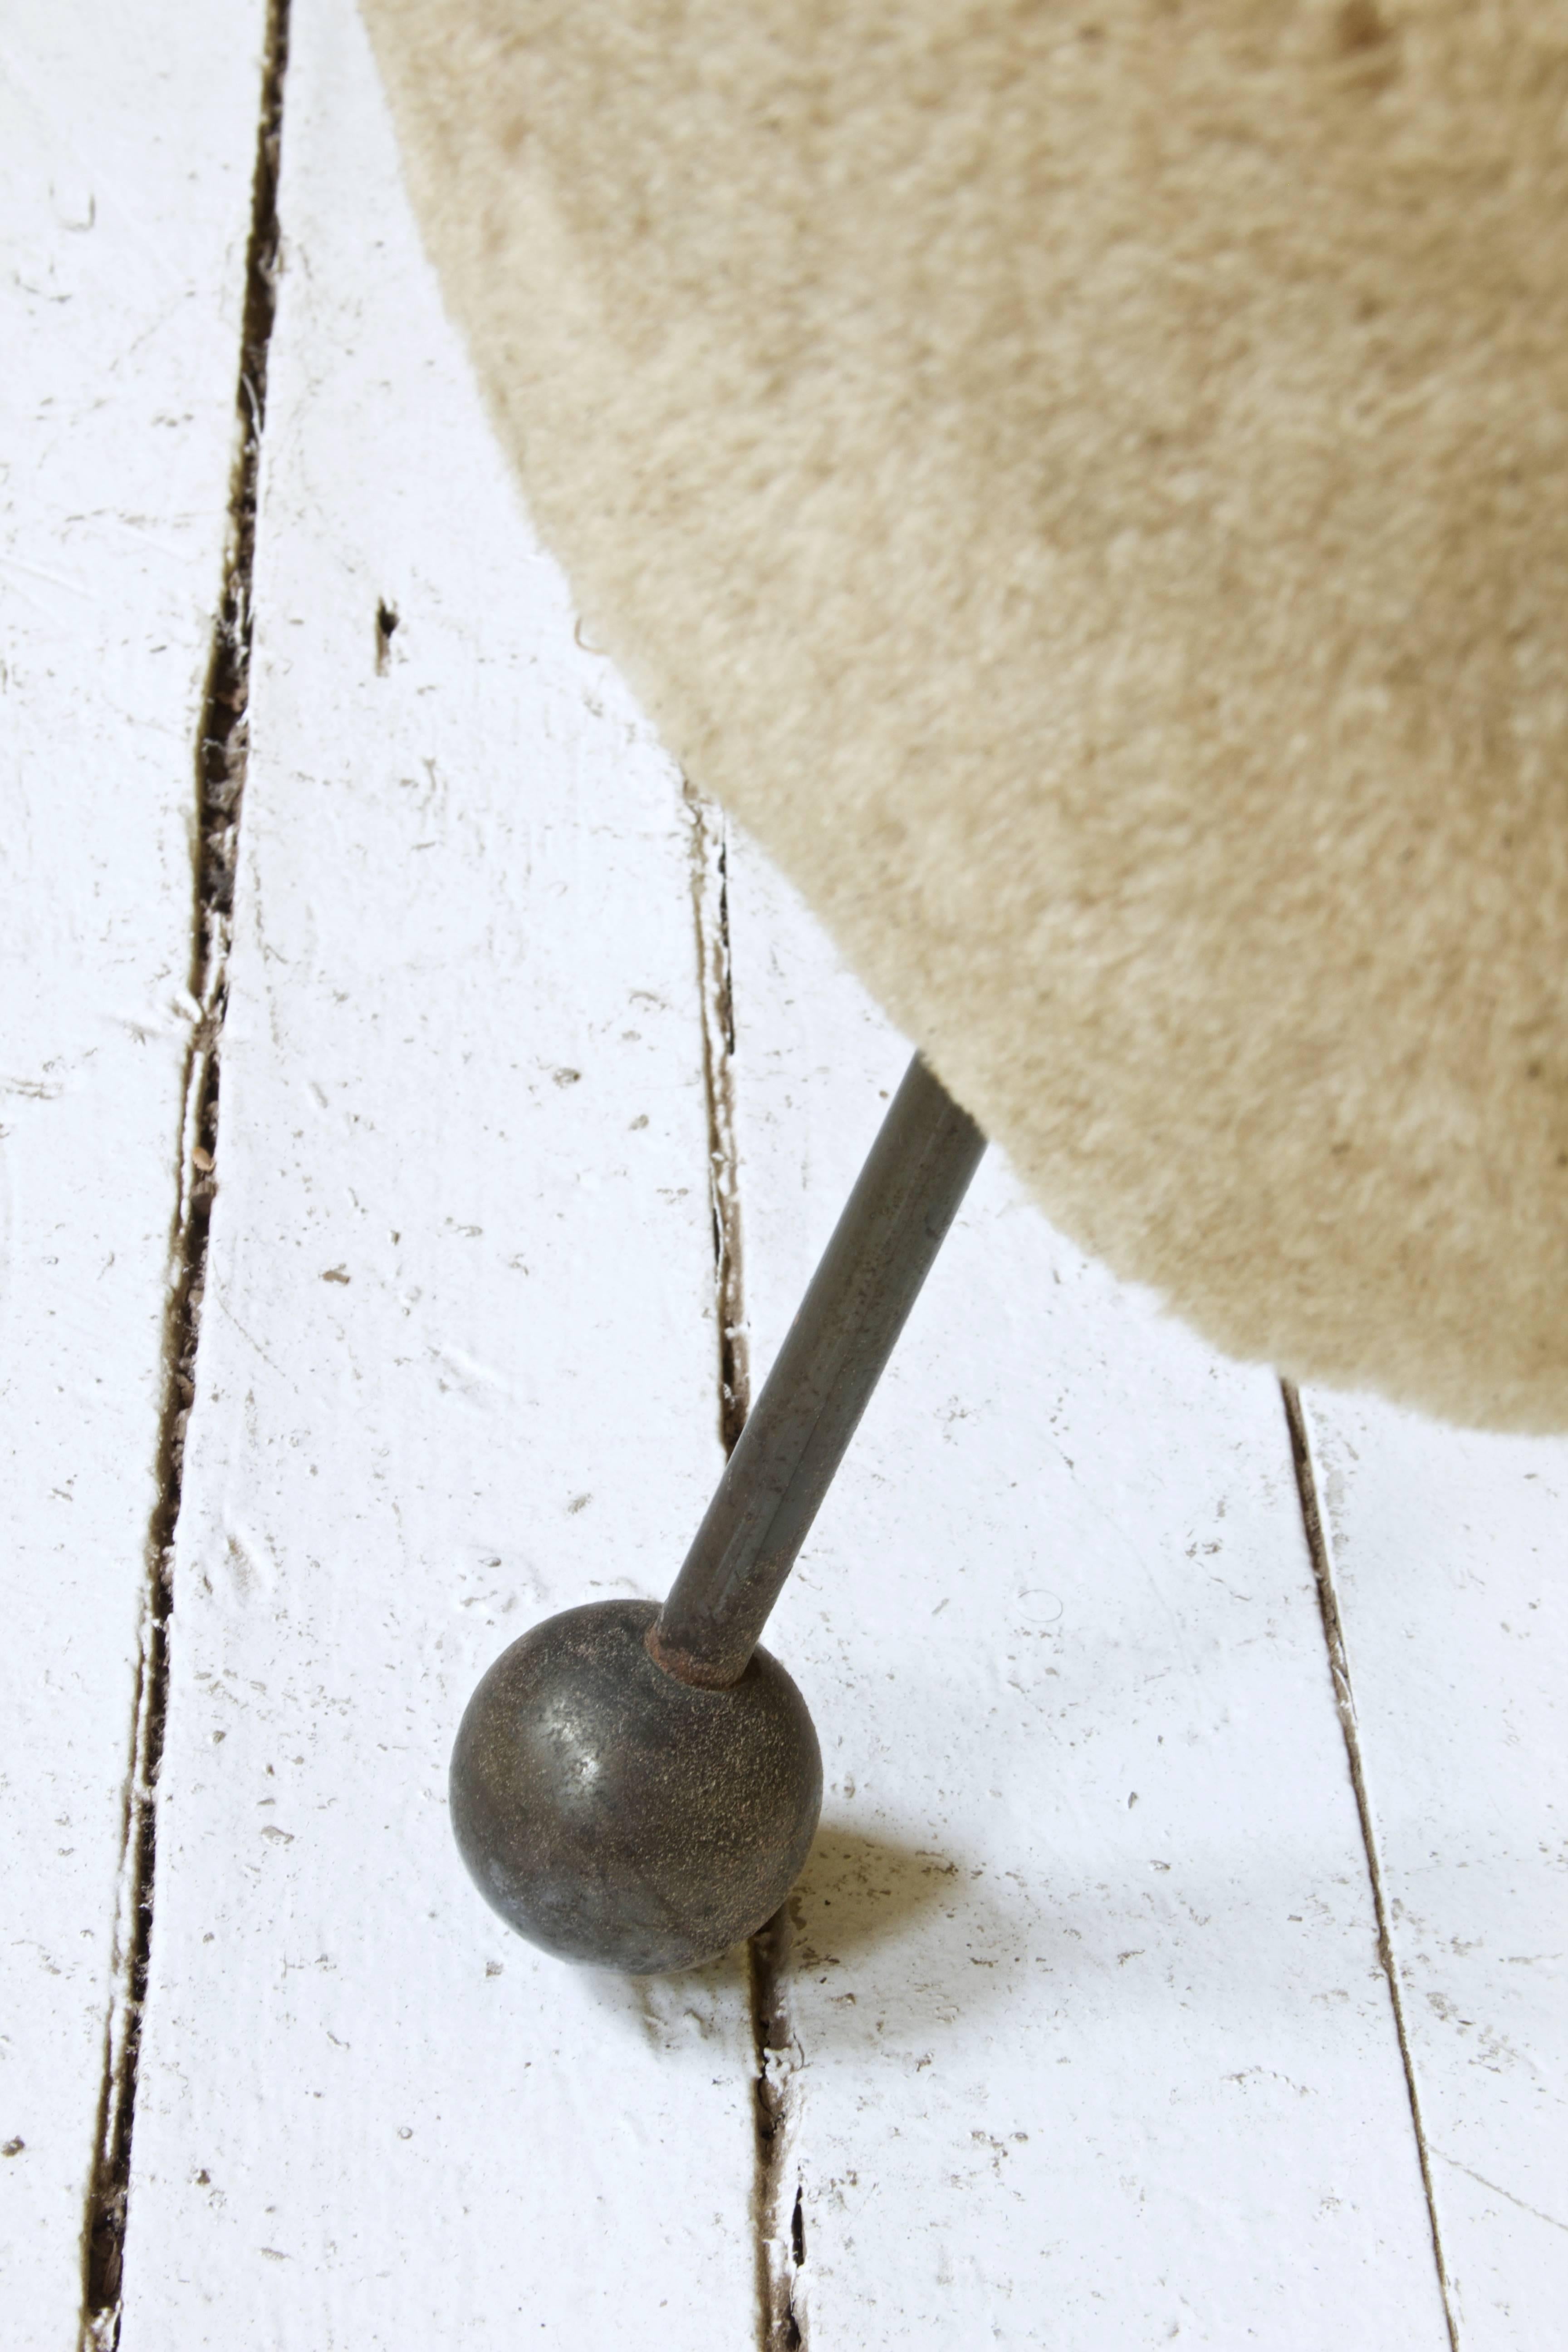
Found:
[723,835,1455,2347]
[113,5,757,2344]
[0,8,266,2340]
[1300,1392,1568,2352]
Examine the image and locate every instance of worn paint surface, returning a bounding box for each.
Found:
[114,3,754,2345]
[5,0,1565,2345]
[0,6,267,2341]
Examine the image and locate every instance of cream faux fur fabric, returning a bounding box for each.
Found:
[359,0,1568,1431]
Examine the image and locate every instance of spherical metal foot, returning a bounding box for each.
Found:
[450,1598,822,1973]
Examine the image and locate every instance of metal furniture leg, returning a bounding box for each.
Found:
[448,1053,986,1972]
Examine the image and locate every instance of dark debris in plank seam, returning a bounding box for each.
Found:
[685,783,809,2347]
[77,4,292,2341]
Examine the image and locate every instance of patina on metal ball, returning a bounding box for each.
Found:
[449,1598,822,1973]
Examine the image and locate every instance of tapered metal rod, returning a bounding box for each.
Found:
[649,1054,986,1688]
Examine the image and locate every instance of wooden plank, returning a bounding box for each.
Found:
[1298,1391,1568,2351]
[723,833,1457,2346]
[116,2,757,2343]
[0,8,268,2341]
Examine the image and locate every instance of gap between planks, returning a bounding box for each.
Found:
[686,783,808,2352]
[1281,1379,1462,2352]
[76,5,294,2342]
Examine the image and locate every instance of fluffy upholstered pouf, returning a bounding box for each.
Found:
[360,0,1568,1431]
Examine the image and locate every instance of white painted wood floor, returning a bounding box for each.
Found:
[4,5,1564,2346]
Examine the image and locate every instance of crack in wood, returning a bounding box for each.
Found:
[1282,1379,1463,2352]
[75,6,293,2341]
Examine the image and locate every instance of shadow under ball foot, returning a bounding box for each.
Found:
[450,1598,822,1974]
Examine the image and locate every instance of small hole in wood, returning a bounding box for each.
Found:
[375,598,399,674]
